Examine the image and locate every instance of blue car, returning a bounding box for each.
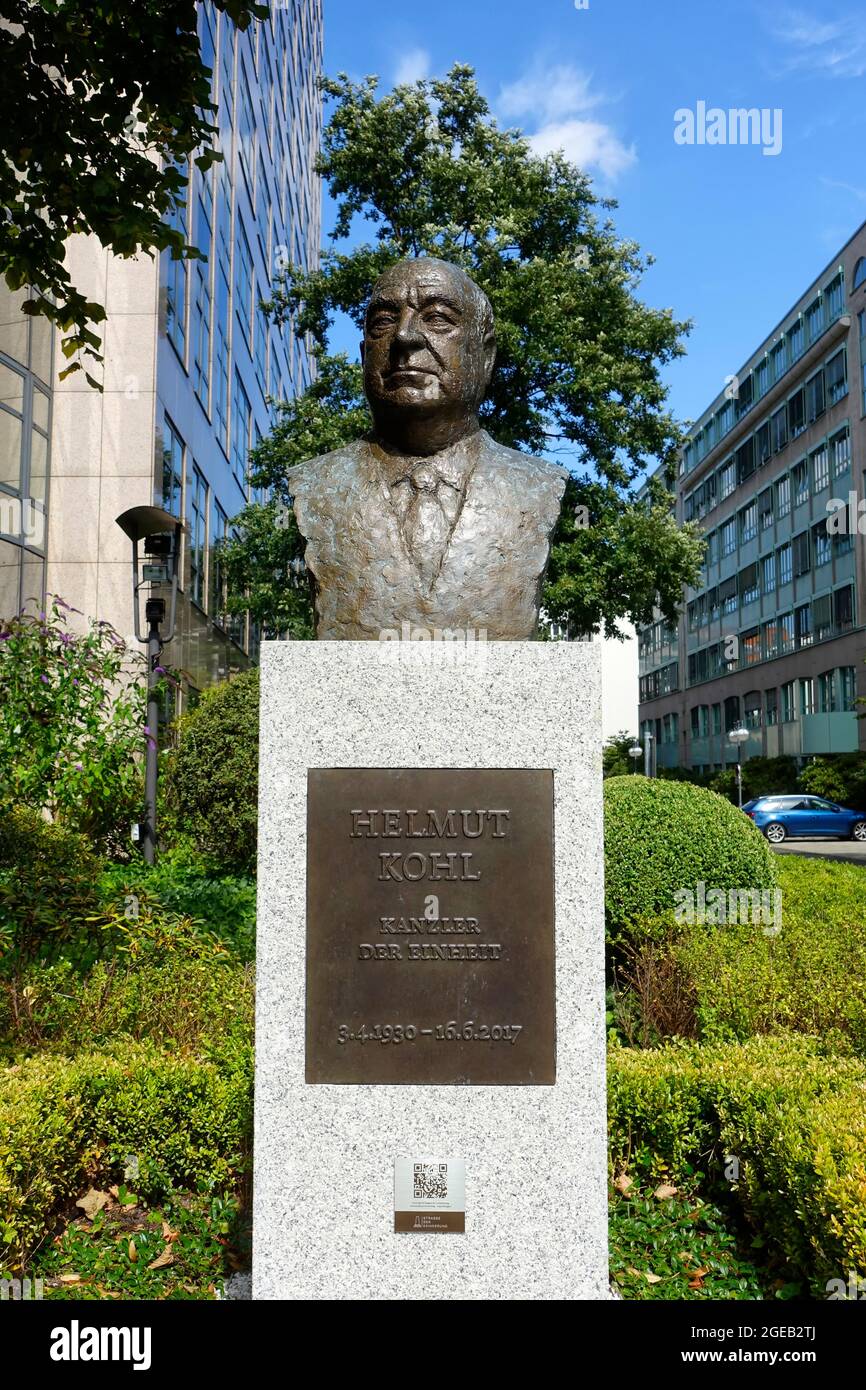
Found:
[743,795,866,844]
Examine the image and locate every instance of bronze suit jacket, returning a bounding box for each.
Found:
[286,429,569,640]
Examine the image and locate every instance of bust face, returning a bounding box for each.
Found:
[362,259,495,436]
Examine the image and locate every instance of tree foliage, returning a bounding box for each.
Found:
[0,596,147,849]
[0,0,266,384]
[229,63,703,635]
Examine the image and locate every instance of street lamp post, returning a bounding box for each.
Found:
[643,729,654,778]
[628,742,643,774]
[116,506,182,864]
[728,724,750,810]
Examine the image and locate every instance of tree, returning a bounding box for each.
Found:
[225,64,703,636]
[0,595,147,849]
[0,0,266,385]
[603,731,640,780]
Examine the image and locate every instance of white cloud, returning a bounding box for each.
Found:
[527,119,636,180]
[498,62,601,124]
[768,8,866,77]
[393,47,430,86]
[497,61,635,181]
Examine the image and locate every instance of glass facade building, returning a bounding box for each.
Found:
[638,219,866,771]
[2,0,322,706]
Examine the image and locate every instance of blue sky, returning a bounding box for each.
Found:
[320,0,866,432]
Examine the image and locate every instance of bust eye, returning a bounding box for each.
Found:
[423,312,455,328]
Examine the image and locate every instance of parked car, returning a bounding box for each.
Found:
[742,795,866,844]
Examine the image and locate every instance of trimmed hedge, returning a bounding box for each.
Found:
[604,776,777,935]
[0,807,104,967]
[0,1041,253,1271]
[608,1035,866,1293]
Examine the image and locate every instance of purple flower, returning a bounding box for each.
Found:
[40,674,50,684]
[0,633,11,642]
[74,762,83,771]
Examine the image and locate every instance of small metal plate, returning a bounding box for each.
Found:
[305,768,555,1084]
[394,1158,466,1233]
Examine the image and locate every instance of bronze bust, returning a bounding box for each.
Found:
[287,257,568,640]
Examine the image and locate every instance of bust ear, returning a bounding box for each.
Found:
[482,332,496,390]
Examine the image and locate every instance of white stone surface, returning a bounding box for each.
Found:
[254,640,609,1301]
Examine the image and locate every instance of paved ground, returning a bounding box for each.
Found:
[772,839,866,865]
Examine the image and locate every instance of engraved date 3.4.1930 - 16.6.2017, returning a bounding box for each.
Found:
[336,1022,522,1045]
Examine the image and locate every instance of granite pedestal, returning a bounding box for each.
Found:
[253,639,609,1300]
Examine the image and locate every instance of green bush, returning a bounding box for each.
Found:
[98,862,256,963]
[162,669,259,875]
[608,1035,866,1294]
[603,776,777,938]
[798,753,866,808]
[0,956,254,1056]
[0,1041,253,1271]
[612,856,866,1054]
[0,807,103,968]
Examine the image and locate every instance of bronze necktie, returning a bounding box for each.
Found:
[398,465,461,590]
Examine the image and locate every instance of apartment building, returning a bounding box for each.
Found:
[638,220,866,772]
[0,0,323,701]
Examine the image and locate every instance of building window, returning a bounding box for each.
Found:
[762,553,776,593]
[831,426,850,476]
[799,678,814,716]
[795,603,812,648]
[759,488,773,530]
[772,405,788,454]
[818,670,837,714]
[213,266,230,452]
[208,496,228,624]
[775,474,791,518]
[788,387,806,439]
[781,681,796,722]
[812,519,831,567]
[720,575,737,615]
[825,272,844,320]
[720,518,736,557]
[825,349,847,405]
[853,257,866,291]
[805,368,825,423]
[813,592,833,641]
[811,445,830,493]
[742,629,761,665]
[231,372,252,489]
[763,618,778,658]
[739,562,759,606]
[779,611,795,653]
[792,531,810,577]
[718,459,736,499]
[235,222,254,348]
[755,357,770,398]
[744,690,762,726]
[770,340,786,384]
[706,529,719,565]
[756,419,772,465]
[188,465,207,608]
[792,458,809,507]
[805,297,824,346]
[162,418,184,517]
[834,584,854,631]
[840,666,857,711]
[164,167,188,362]
[765,687,778,726]
[739,499,757,542]
[712,703,722,735]
[788,318,804,363]
[192,264,211,413]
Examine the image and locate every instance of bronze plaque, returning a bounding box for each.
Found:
[305,768,555,1084]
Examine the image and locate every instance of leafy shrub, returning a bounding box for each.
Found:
[98,862,256,963]
[0,956,254,1056]
[0,597,146,852]
[0,807,103,969]
[603,776,777,939]
[798,753,866,809]
[162,669,259,875]
[612,857,866,1054]
[608,1035,866,1294]
[0,1042,253,1270]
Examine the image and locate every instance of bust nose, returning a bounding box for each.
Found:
[392,306,425,350]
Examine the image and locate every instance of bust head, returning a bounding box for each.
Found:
[361,257,496,456]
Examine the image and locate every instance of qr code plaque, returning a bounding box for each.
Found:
[413,1163,448,1199]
